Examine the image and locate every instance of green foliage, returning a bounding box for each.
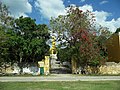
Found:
[57,47,72,62]
[0,26,7,45]
[8,17,50,64]
[0,3,13,66]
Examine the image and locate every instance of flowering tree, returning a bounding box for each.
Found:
[50,5,109,69]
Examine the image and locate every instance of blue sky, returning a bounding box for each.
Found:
[1,0,120,32]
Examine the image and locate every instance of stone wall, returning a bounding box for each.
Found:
[99,62,120,75]
[79,62,120,75]
[0,63,39,75]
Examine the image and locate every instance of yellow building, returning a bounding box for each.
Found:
[106,32,120,63]
[44,56,50,75]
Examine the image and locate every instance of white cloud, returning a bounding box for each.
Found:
[78,4,120,32]
[79,4,93,12]
[100,0,108,5]
[80,0,86,2]
[94,11,120,32]
[1,0,32,18]
[94,11,110,22]
[35,0,65,19]
[100,18,120,32]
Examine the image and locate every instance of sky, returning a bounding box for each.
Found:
[1,0,120,32]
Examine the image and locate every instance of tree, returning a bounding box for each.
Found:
[0,2,14,68]
[57,47,72,62]
[1,16,50,73]
[7,17,50,72]
[50,5,108,70]
[0,2,13,27]
[0,2,50,73]
[0,26,8,66]
[97,27,112,57]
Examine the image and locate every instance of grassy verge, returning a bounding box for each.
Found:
[0,81,120,90]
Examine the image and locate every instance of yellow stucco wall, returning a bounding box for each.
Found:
[106,33,120,63]
[44,56,50,75]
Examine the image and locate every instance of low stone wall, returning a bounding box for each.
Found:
[0,63,39,75]
[99,62,120,75]
[81,62,120,75]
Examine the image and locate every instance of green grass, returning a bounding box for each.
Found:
[0,81,120,90]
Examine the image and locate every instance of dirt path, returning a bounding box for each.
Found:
[0,74,120,82]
